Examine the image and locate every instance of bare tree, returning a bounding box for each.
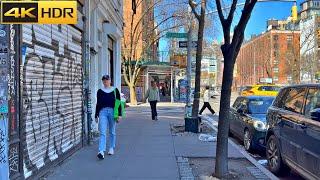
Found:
[122,0,186,105]
[189,0,207,117]
[300,23,317,83]
[214,0,257,177]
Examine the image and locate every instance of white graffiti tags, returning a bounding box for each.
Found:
[22,24,83,178]
[8,146,18,173]
[0,128,6,164]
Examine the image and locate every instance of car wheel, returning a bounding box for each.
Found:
[266,135,290,175]
[243,129,253,151]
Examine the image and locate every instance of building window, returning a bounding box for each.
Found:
[273,35,279,41]
[108,36,114,83]
[287,35,293,42]
[273,76,279,82]
[273,59,279,65]
[273,67,279,73]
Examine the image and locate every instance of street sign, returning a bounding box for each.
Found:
[166,32,187,38]
[179,41,198,48]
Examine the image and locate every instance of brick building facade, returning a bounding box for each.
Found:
[123,0,158,61]
[236,30,300,87]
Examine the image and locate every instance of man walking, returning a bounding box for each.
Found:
[199,86,215,115]
[145,81,160,120]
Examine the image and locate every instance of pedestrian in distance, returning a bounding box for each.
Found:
[145,81,160,120]
[199,86,215,115]
[95,75,122,160]
[162,86,166,96]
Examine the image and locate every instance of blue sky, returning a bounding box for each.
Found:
[159,0,304,58]
[245,1,302,39]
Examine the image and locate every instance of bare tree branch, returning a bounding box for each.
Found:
[215,0,226,23]
[227,0,238,24]
[189,0,200,20]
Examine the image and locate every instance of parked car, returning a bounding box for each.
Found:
[229,96,275,151]
[266,84,320,179]
[241,84,281,96]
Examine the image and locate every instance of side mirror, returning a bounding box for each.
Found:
[310,108,320,121]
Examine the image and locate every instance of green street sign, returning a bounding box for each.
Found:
[166,32,187,38]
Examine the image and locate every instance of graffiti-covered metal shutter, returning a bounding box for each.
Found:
[21,24,83,178]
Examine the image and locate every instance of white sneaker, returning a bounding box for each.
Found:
[108,148,114,155]
[97,151,104,159]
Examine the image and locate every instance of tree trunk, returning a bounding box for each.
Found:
[191,2,206,117]
[215,53,235,177]
[129,84,138,105]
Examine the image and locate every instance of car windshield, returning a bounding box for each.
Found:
[258,86,280,91]
[242,86,252,91]
[248,98,274,114]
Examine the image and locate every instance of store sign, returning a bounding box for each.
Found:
[260,78,273,84]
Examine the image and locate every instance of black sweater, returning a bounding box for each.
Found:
[95,88,121,118]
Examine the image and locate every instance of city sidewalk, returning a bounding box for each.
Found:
[45,104,268,180]
[46,106,182,180]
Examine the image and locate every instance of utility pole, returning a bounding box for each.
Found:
[185,7,193,117]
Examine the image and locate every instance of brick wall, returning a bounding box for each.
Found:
[236,30,300,87]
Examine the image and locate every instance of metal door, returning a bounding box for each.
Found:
[21,24,83,178]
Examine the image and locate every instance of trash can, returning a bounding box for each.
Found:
[185,117,200,133]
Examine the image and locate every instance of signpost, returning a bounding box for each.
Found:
[179,41,197,48]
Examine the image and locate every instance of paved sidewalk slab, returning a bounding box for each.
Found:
[46,107,181,180]
[46,105,266,180]
[173,135,244,158]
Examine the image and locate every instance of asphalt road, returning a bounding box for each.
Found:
[228,136,304,180]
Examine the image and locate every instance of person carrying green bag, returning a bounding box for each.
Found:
[95,75,123,159]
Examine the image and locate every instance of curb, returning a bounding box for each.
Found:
[201,115,279,180]
[128,103,186,107]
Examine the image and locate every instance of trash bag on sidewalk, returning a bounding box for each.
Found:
[198,134,217,142]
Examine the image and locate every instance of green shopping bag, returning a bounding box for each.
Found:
[113,89,126,120]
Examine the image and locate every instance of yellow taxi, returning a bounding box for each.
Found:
[240,84,281,96]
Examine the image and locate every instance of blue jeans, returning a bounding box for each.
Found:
[99,108,116,152]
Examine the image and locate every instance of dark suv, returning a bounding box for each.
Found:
[266,85,320,179]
